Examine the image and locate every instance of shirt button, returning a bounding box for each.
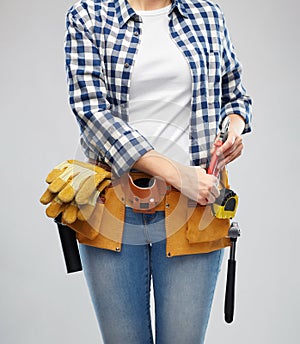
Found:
[124,62,130,68]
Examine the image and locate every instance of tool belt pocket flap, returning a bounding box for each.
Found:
[68,184,125,244]
[65,201,105,240]
[96,185,125,243]
[186,205,230,244]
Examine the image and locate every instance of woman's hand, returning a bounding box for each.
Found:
[212,114,246,171]
[171,165,220,205]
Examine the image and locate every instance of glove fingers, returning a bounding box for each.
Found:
[57,184,76,203]
[57,172,93,203]
[75,175,98,205]
[48,164,83,193]
[49,171,82,194]
[46,198,65,218]
[97,179,111,193]
[46,161,70,183]
[77,190,100,221]
[76,173,110,205]
[46,170,64,184]
[62,203,78,224]
[40,189,56,205]
[41,161,111,223]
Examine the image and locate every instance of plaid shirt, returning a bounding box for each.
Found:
[65,0,252,177]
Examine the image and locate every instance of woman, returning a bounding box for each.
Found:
[65,0,252,343]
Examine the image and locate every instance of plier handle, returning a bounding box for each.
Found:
[208,117,230,176]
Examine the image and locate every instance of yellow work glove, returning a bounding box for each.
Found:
[40,160,111,224]
[45,197,78,224]
[77,179,111,221]
[45,160,71,184]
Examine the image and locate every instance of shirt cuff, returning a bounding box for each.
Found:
[104,130,154,177]
[220,100,252,134]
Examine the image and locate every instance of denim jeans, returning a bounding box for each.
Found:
[79,207,224,344]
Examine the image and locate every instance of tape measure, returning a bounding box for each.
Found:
[212,188,238,219]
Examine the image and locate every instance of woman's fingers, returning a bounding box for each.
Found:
[215,132,244,169]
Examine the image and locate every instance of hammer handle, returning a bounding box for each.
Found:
[224,259,236,323]
[55,217,82,273]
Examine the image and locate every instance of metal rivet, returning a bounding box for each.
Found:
[116,247,121,252]
[167,252,171,257]
[124,62,130,68]
[149,198,155,203]
[134,31,139,36]
[166,203,170,208]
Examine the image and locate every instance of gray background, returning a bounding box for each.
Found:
[1,0,299,343]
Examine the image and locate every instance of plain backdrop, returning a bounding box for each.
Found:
[1,0,299,343]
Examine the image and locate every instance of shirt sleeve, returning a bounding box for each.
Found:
[64,9,153,177]
[220,11,253,134]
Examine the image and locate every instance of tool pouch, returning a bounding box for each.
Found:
[185,169,231,244]
[186,205,230,243]
[70,184,126,251]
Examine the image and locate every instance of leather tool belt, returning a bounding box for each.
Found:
[40,159,232,257]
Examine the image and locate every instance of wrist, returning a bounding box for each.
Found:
[227,114,245,135]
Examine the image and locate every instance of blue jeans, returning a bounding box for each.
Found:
[80,208,224,344]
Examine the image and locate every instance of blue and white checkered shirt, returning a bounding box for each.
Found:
[65,0,252,177]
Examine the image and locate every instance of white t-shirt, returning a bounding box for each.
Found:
[128,5,192,165]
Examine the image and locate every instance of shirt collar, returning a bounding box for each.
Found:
[114,0,188,28]
[170,0,188,18]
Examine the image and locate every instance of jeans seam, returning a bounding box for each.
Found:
[150,244,157,344]
[144,245,154,344]
[143,214,152,244]
[201,250,223,342]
